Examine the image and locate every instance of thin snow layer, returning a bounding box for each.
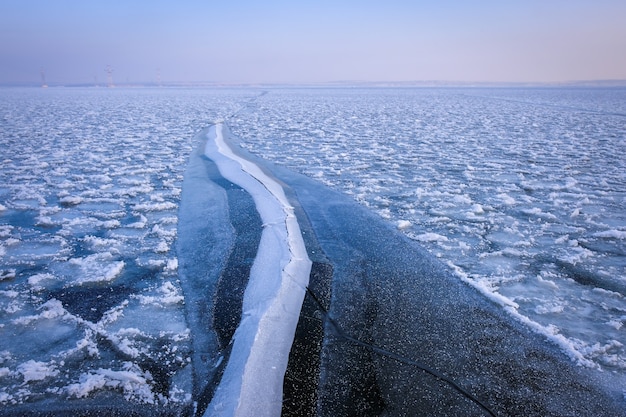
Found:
[204,124,312,417]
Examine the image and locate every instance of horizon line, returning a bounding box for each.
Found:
[2,79,626,88]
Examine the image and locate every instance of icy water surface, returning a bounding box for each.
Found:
[229,87,626,372]
[0,87,254,408]
[0,86,625,411]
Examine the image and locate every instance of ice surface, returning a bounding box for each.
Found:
[229,87,626,374]
[269,156,625,416]
[0,87,256,414]
[204,124,311,417]
[1,86,625,415]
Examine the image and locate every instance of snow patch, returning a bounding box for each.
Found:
[17,360,59,383]
[27,273,56,290]
[411,232,449,243]
[593,229,626,239]
[396,220,412,230]
[69,253,125,284]
[65,362,156,403]
[59,196,82,206]
[133,201,177,212]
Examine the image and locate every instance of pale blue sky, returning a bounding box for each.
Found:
[1,0,625,84]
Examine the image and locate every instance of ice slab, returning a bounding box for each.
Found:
[203,124,311,417]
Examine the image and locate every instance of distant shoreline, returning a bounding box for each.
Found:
[2,79,626,89]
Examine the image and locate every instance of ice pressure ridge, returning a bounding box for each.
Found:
[203,123,312,416]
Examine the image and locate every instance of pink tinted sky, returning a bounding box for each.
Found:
[1,0,625,84]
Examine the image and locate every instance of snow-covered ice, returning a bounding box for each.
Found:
[229,87,626,374]
[1,86,625,416]
[0,87,254,413]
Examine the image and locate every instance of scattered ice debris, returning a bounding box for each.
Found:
[229,87,626,374]
[1,86,625,412]
[0,87,240,410]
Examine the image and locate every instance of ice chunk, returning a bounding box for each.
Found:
[411,232,449,243]
[59,196,82,207]
[17,360,59,383]
[27,273,57,291]
[164,258,178,272]
[136,281,184,306]
[396,220,412,230]
[67,253,125,285]
[133,201,177,212]
[66,363,156,403]
[0,270,16,281]
[594,229,626,239]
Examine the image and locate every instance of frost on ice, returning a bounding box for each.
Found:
[1,86,625,416]
[0,87,254,413]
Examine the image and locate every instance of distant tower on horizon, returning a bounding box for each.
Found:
[40,68,48,88]
[156,68,162,87]
[105,65,114,87]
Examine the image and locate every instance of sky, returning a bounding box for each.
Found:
[1,0,625,85]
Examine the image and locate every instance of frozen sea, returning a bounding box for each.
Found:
[0,87,254,412]
[0,86,625,414]
[230,87,626,371]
